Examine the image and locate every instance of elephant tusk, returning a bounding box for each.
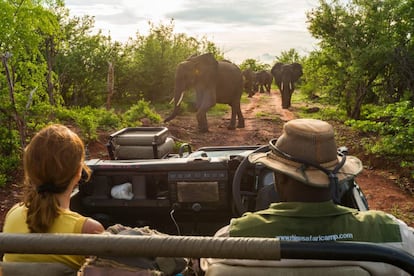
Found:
[169,98,174,105]
[281,82,284,91]
[176,92,184,107]
[289,82,292,91]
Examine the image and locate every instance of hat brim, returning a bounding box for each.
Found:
[248,152,363,187]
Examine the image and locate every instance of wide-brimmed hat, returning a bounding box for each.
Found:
[248,119,363,187]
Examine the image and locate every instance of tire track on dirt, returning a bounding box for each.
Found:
[241,90,295,128]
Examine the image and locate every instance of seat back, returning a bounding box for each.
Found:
[205,262,371,276]
[0,262,77,276]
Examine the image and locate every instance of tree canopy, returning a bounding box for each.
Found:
[305,0,414,119]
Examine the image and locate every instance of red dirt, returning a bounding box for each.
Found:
[1,90,413,230]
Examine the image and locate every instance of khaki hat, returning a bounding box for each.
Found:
[248,119,363,187]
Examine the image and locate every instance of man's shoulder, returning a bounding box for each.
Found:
[354,209,398,223]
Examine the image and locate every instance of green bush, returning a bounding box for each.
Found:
[123,99,162,127]
[346,101,414,179]
[54,106,122,142]
[0,127,21,187]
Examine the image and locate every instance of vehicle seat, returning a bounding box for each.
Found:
[0,261,77,276]
[205,262,371,276]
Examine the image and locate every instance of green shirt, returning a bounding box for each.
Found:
[230,201,402,243]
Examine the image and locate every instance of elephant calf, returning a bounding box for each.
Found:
[255,70,273,94]
[242,68,256,97]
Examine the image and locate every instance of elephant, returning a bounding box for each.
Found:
[271,62,303,109]
[242,68,256,97]
[254,70,273,93]
[164,53,245,133]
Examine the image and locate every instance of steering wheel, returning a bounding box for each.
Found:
[232,145,269,216]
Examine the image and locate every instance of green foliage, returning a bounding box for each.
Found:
[122,100,162,127]
[54,106,122,142]
[239,59,270,71]
[0,125,21,187]
[346,101,414,177]
[306,0,414,119]
[0,0,64,186]
[117,20,224,106]
[207,103,230,116]
[274,49,304,64]
[56,17,121,107]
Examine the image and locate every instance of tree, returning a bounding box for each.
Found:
[0,0,63,185]
[55,14,122,107]
[306,0,413,119]
[239,59,269,72]
[275,49,303,64]
[115,20,223,105]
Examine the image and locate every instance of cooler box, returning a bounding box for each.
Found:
[107,127,174,159]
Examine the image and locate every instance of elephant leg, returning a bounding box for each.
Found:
[286,91,292,108]
[229,102,244,129]
[237,107,245,128]
[281,89,292,109]
[248,86,254,97]
[196,109,209,132]
[227,106,237,130]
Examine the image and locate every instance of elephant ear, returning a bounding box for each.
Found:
[271,62,284,77]
[291,62,303,80]
[191,53,218,85]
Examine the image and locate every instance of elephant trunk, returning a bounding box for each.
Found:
[164,87,185,123]
[280,80,293,109]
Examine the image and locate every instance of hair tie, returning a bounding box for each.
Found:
[37,183,64,194]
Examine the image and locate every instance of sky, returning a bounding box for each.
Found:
[64,0,320,64]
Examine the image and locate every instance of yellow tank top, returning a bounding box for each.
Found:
[2,203,87,269]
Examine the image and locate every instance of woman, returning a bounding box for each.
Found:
[2,124,104,269]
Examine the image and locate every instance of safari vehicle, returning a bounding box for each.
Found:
[1,127,413,276]
[71,126,370,235]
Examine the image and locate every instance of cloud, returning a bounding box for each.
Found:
[98,9,144,25]
[166,1,282,26]
[64,0,320,63]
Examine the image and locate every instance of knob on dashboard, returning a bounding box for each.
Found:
[192,203,202,212]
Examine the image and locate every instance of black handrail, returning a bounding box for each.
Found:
[0,234,413,273]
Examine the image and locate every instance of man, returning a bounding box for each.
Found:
[202,118,414,275]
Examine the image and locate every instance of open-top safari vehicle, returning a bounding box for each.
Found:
[1,126,413,275]
[72,126,370,235]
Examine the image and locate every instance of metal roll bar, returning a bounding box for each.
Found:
[0,233,413,274]
[0,233,280,260]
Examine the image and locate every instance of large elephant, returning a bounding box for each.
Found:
[164,53,245,133]
[242,68,256,97]
[255,70,273,93]
[271,62,303,109]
